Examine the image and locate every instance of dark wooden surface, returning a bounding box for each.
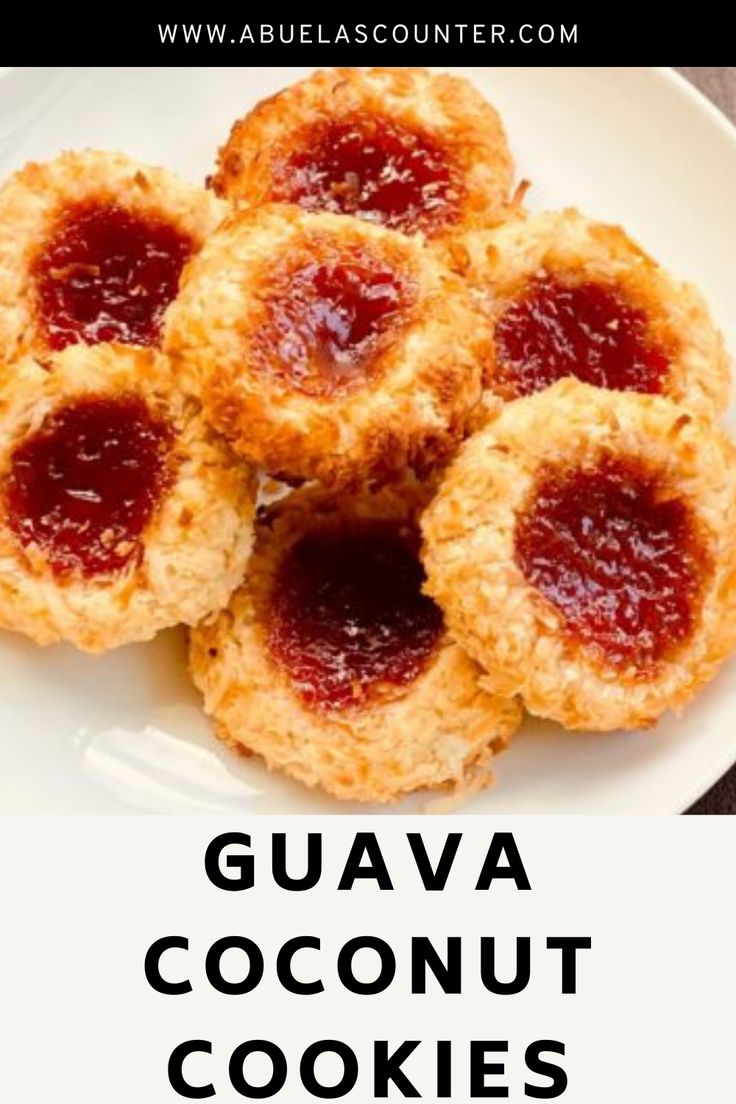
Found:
[677,67,736,122]
[676,69,736,814]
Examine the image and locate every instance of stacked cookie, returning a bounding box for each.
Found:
[175,69,523,802]
[1,69,735,805]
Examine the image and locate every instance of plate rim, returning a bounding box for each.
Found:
[1,65,735,814]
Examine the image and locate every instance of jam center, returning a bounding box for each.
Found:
[33,201,193,350]
[495,276,671,398]
[254,253,408,398]
[273,115,461,235]
[266,523,444,711]
[514,457,705,673]
[5,394,173,578]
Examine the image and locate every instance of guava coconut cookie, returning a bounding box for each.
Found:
[190,481,520,803]
[422,379,736,731]
[210,67,514,240]
[0,150,225,364]
[453,209,729,417]
[0,344,255,652]
[165,204,487,485]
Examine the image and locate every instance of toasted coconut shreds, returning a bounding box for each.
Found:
[0,149,225,368]
[190,480,521,804]
[164,204,489,486]
[0,343,255,652]
[422,379,736,731]
[211,67,515,241]
[451,208,730,419]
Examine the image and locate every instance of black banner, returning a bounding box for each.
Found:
[2,12,726,63]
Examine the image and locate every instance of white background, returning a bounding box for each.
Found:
[0,816,733,1100]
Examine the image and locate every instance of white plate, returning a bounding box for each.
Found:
[1,66,735,814]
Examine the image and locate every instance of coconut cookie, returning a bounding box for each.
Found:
[422,380,736,731]
[165,204,487,485]
[453,209,729,417]
[0,150,225,364]
[190,481,520,803]
[210,67,514,241]
[0,344,255,652]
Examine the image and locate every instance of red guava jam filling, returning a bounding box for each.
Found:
[514,457,705,673]
[5,394,173,578]
[266,523,444,711]
[273,115,461,235]
[254,253,409,397]
[495,276,671,398]
[33,201,193,350]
